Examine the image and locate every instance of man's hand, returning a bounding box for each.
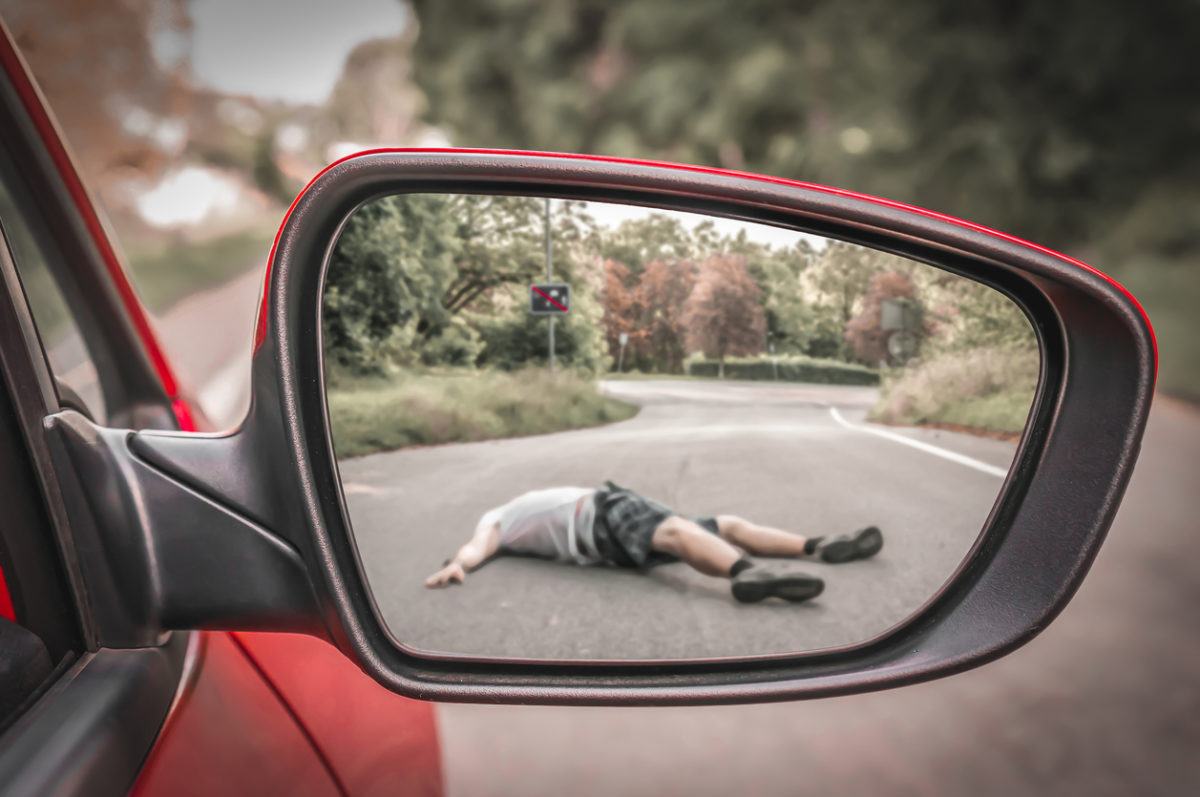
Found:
[425,561,466,588]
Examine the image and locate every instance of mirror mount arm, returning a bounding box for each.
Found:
[44,410,325,648]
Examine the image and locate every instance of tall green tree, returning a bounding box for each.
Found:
[323,193,460,373]
[592,213,714,274]
[442,196,592,321]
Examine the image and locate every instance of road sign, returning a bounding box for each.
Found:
[530,283,570,315]
[881,298,919,332]
[887,330,919,362]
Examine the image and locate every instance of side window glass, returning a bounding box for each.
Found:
[0,176,106,423]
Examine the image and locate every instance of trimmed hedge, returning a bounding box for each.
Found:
[685,355,880,386]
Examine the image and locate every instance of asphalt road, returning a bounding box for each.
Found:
[436,396,1200,796]
[338,380,1018,661]
[151,267,261,428]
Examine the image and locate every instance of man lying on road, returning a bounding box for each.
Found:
[425,481,883,603]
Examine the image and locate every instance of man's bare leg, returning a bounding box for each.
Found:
[715,515,810,557]
[652,516,825,603]
[650,516,742,576]
[718,515,884,563]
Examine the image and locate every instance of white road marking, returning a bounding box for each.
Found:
[827,406,1009,478]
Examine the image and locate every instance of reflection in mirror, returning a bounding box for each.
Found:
[321,193,1039,661]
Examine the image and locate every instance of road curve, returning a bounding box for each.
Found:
[339,380,1018,661]
[432,395,1200,797]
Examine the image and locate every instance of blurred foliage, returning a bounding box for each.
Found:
[409,0,1200,398]
[870,347,1039,435]
[683,255,766,374]
[628,256,696,373]
[324,193,463,372]
[125,226,277,312]
[323,193,608,374]
[251,130,295,205]
[593,214,718,272]
[323,186,1039,436]
[0,0,192,189]
[325,34,425,144]
[472,293,609,373]
[686,355,879,386]
[327,368,637,456]
[727,234,817,356]
[845,271,919,364]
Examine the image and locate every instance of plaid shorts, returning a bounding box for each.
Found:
[591,481,720,568]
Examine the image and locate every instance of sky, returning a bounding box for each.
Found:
[576,200,827,252]
[187,0,409,104]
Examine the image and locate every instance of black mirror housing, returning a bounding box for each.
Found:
[53,150,1154,704]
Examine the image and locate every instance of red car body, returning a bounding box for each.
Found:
[0,24,442,797]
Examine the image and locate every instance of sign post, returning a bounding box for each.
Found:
[618,331,629,373]
[545,198,553,373]
[531,201,569,370]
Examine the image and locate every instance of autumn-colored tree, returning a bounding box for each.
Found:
[632,258,696,373]
[726,233,818,355]
[683,255,765,377]
[844,270,919,364]
[601,258,640,366]
[1,0,193,199]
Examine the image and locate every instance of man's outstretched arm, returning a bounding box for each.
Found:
[424,520,501,588]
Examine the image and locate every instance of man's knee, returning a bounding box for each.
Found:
[715,515,747,543]
[651,516,691,553]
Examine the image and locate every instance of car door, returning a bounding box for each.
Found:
[0,33,344,797]
[0,27,443,796]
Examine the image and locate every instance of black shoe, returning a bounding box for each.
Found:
[731,567,824,603]
[818,526,883,564]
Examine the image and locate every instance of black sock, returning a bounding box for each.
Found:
[803,536,825,555]
[729,557,755,577]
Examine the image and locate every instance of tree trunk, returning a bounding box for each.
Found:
[718,356,725,379]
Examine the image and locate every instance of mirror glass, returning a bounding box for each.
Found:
[322,193,1040,661]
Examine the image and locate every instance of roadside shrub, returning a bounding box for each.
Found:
[327,368,638,457]
[868,347,1039,434]
[685,355,880,385]
[473,309,609,374]
[418,317,484,367]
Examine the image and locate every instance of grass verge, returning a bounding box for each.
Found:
[869,347,1038,436]
[125,226,276,312]
[327,368,639,458]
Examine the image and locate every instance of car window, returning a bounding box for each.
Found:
[0,161,106,423]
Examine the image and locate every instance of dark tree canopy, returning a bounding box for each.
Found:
[409,0,1200,255]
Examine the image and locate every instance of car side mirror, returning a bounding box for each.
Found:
[43,150,1155,704]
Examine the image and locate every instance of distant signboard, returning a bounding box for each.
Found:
[881,298,919,331]
[529,283,570,315]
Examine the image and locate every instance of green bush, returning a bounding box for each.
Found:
[327,368,638,457]
[684,355,880,385]
[418,317,484,367]
[473,309,609,374]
